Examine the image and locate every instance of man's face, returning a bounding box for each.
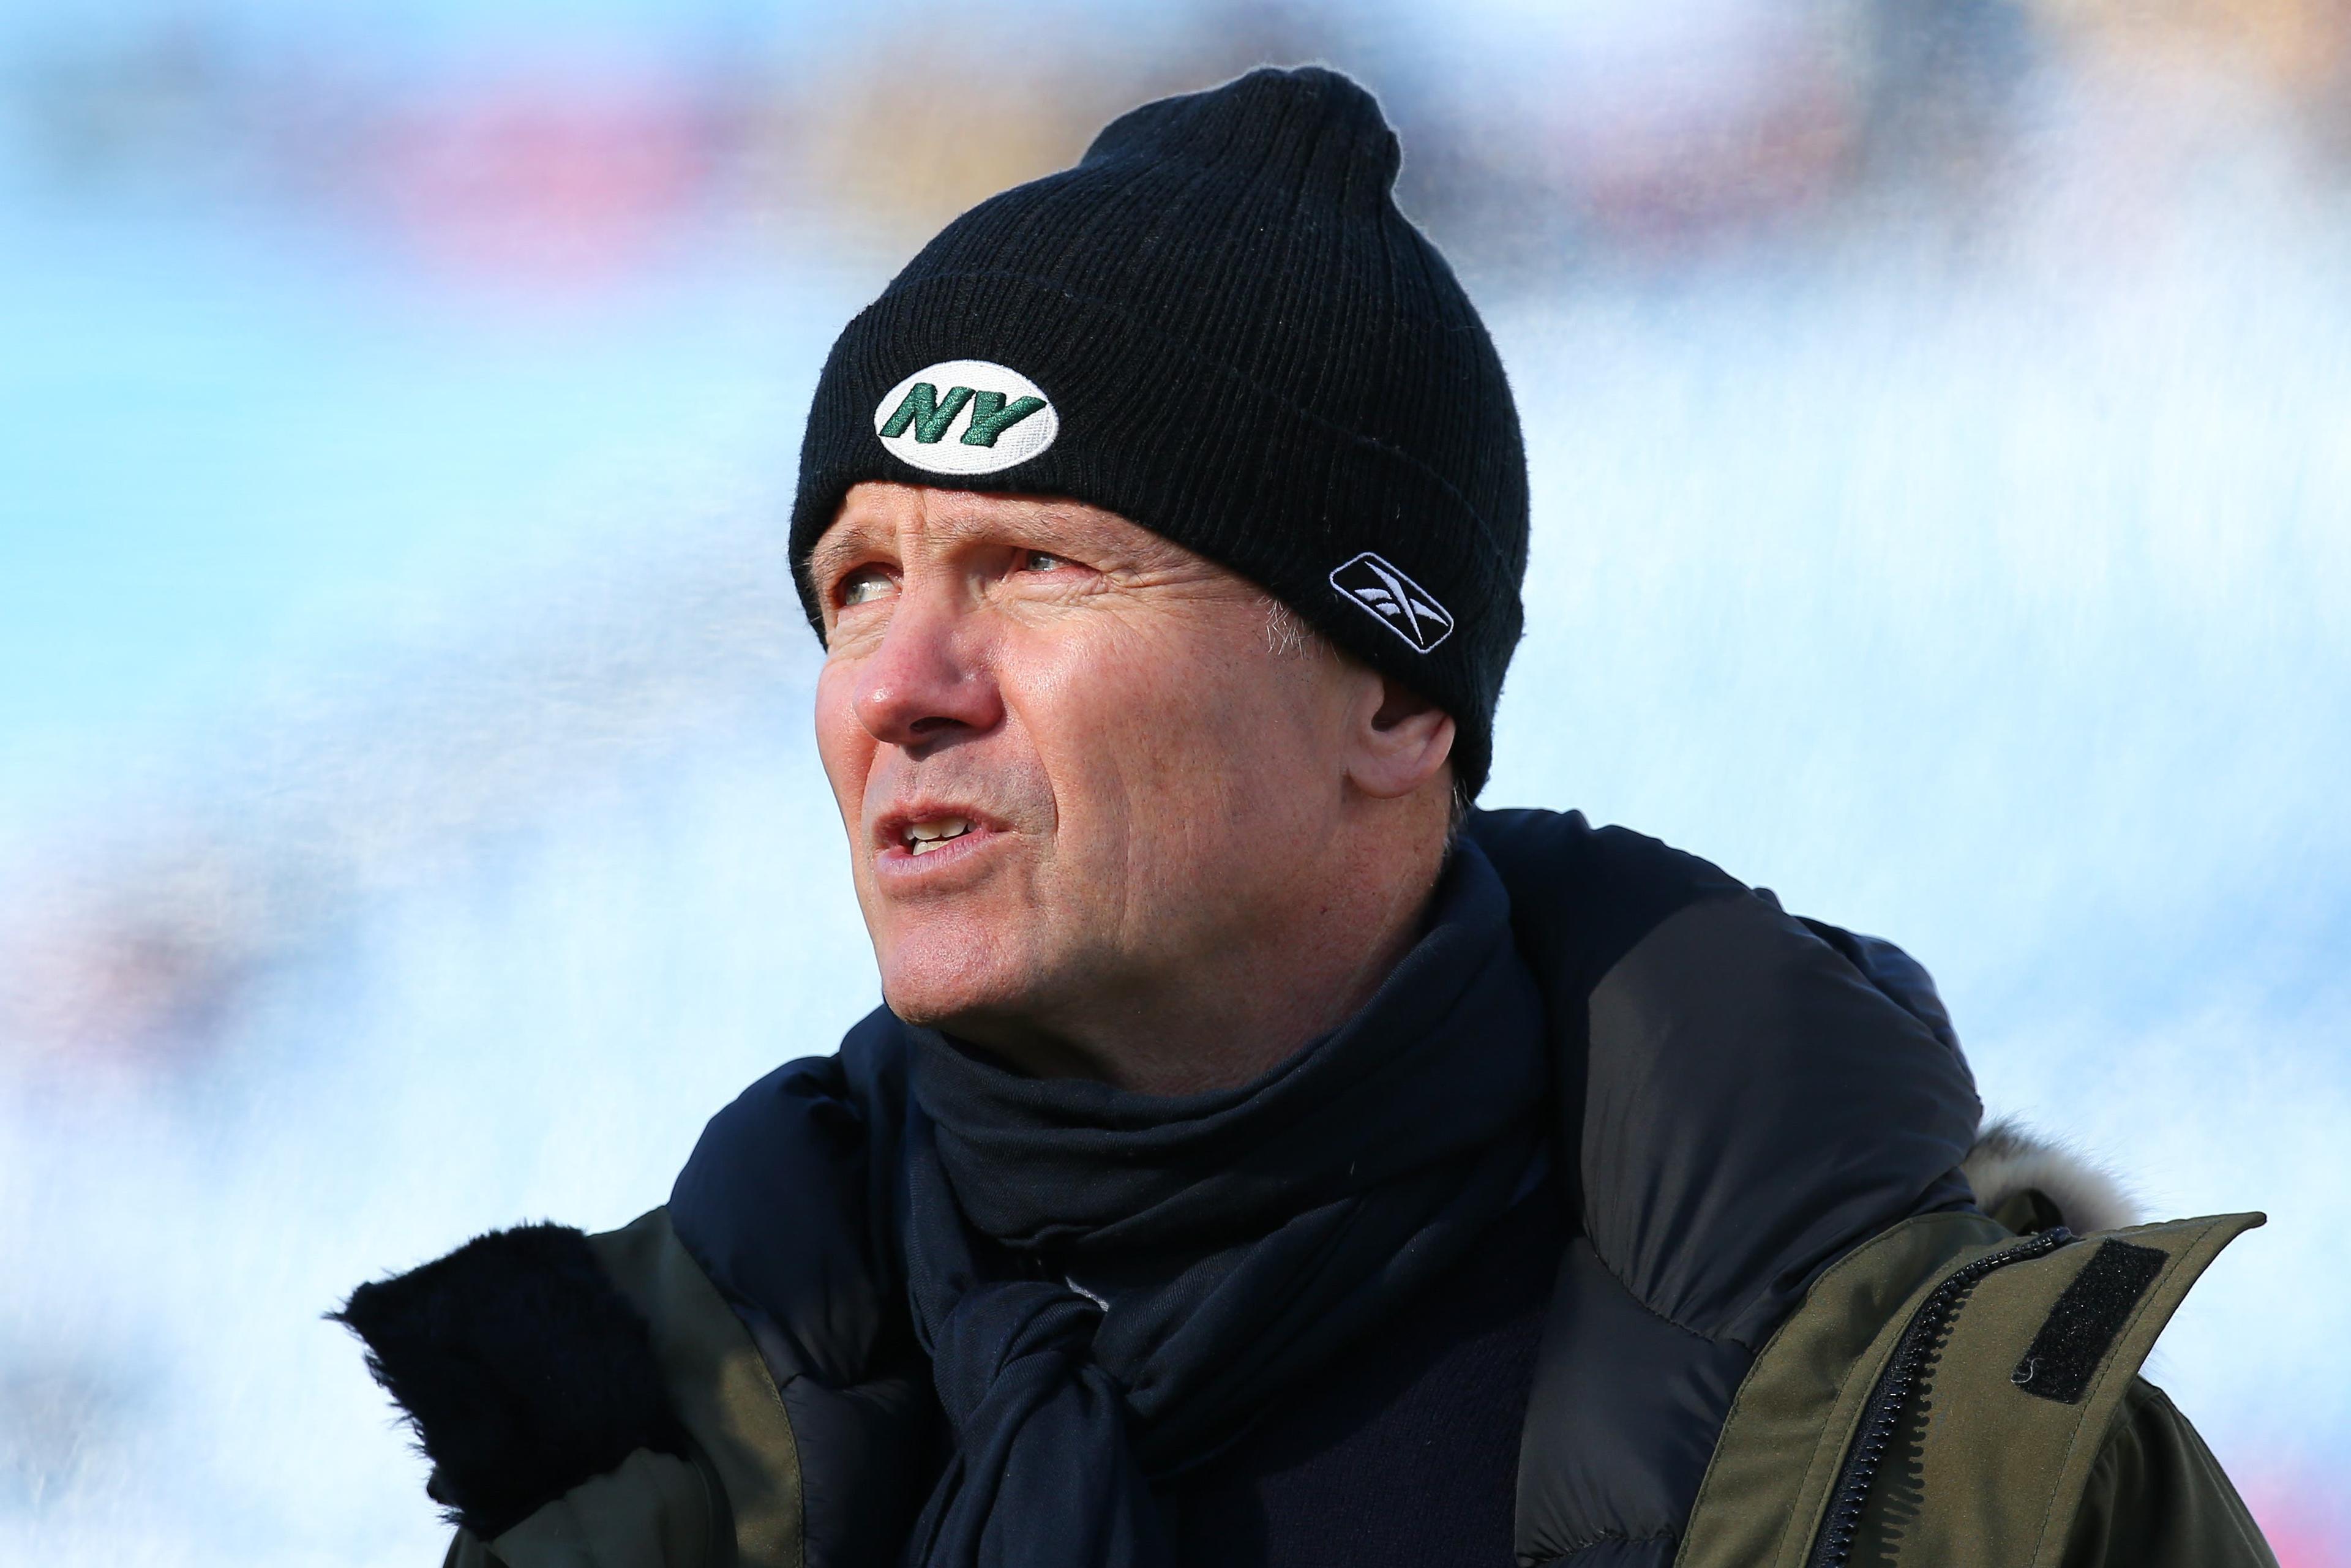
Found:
[809,482,1378,1065]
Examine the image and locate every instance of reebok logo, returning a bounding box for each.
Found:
[1330,552,1454,653]
[872,359,1059,476]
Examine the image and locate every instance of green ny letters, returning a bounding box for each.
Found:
[881,383,1047,448]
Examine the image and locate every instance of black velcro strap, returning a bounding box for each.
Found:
[2010,1239,2167,1404]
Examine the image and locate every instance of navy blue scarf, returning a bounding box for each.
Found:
[897,839,1546,1568]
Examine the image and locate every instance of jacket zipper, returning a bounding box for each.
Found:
[1804,1227,2073,1568]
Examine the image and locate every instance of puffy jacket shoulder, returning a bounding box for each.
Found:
[1469,808,1986,1567]
[666,1011,935,1568]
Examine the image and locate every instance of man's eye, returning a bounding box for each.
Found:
[838,568,894,607]
[1019,550,1067,572]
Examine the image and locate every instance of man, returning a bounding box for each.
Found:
[340,67,2276,1568]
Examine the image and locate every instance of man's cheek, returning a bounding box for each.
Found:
[811,699,869,818]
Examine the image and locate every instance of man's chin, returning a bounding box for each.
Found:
[877,950,1109,1074]
[877,950,1037,1033]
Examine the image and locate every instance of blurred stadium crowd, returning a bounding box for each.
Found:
[7,0,2349,283]
[3,2,2349,1564]
[7,0,2350,1071]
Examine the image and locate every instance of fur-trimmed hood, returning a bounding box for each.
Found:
[1962,1117,2140,1237]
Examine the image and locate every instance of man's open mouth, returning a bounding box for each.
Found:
[904,817,974,855]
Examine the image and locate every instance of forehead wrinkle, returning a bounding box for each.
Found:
[816,487,1188,584]
[916,492,1125,552]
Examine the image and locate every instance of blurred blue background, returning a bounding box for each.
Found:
[3,1,2347,1562]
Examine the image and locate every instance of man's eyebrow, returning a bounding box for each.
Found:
[805,527,883,585]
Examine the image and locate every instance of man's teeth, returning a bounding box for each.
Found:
[906,817,973,855]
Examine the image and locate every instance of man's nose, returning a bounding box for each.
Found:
[849,588,1003,749]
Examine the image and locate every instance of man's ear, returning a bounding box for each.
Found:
[1347,673,1455,801]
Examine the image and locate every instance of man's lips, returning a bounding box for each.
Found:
[869,806,1015,886]
[871,805,1009,855]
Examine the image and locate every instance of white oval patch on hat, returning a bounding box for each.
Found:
[872,359,1059,476]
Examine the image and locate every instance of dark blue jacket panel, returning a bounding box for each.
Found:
[670,1015,930,1568]
[1466,812,1980,1564]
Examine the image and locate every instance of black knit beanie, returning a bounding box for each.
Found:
[790,66,1528,795]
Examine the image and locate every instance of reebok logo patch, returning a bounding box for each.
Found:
[1330,552,1454,652]
[872,359,1059,476]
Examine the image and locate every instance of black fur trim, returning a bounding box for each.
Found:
[333,1223,689,1540]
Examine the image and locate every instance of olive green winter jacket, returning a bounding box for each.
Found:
[353,812,2274,1568]
[419,1194,2270,1568]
